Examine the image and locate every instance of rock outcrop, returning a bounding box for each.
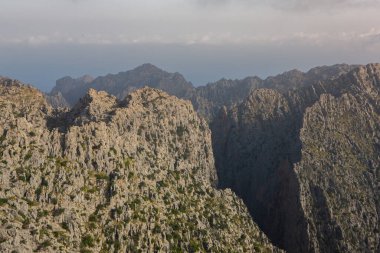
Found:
[0,78,280,252]
[212,64,380,253]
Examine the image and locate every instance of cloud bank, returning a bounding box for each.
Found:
[0,0,379,90]
[194,0,380,10]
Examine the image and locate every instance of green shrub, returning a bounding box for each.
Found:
[176,125,187,137]
[138,181,146,189]
[80,249,93,253]
[0,198,8,206]
[156,180,167,189]
[52,208,65,217]
[41,177,49,187]
[88,214,99,223]
[153,224,161,234]
[60,222,70,231]
[23,198,38,206]
[24,152,32,160]
[124,157,134,169]
[189,239,200,253]
[36,240,52,251]
[16,167,31,182]
[0,237,7,244]
[35,187,42,198]
[95,172,109,180]
[37,210,49,218]
[128,172,134,179]
[81,234,95,248]
[22,218,30,229]
[55,158,68,167]
[51,198,58,205]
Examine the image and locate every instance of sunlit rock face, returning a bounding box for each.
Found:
[0,79,280,253]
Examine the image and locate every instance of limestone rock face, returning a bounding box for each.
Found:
[212,64,380,253]
[0,79,280,252]
[297,93,380,253]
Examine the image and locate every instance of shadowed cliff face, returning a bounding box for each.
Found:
[211,64,380,253]
[211,88,310,252]
[0,79,281,253]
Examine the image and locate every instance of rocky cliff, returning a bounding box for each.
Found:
[212,64,380,253]
[0,78,280,252]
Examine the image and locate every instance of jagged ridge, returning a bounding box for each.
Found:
[49,63,357,121]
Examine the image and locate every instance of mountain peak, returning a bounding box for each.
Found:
[69,88,117,125]
[133,63,163,73]
[77,74,94,83]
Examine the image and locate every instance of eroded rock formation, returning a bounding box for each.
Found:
[0,79,280,252]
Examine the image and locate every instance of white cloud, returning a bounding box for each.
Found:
[1,29,380,50]
[1,0,379,42]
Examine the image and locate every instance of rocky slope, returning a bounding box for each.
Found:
[49,63,357,122]
[0,78,280,252]
[212,64,380,253]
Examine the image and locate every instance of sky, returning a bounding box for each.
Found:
[1,0,380,91]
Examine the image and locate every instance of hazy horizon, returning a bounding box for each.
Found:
[1,0,380,91]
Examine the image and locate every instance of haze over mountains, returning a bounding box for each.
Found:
[1,63,380,252]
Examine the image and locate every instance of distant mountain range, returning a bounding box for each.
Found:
[46,63,358,121]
